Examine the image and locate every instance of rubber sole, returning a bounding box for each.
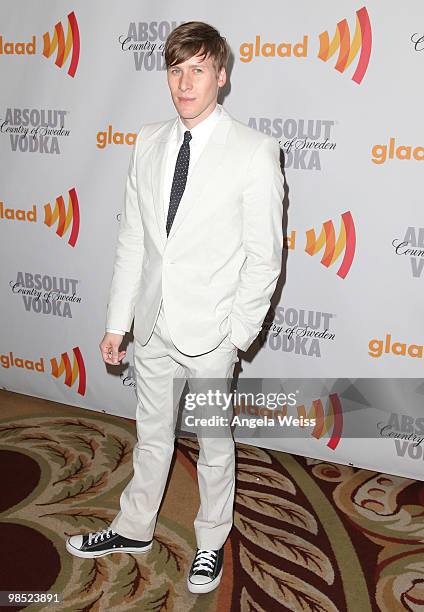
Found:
[65,539,153,558]
[187,567,223,594]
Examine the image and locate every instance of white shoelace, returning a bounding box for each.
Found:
[192,549,217,573]
[88,527,116,545]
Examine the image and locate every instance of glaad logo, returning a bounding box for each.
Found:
[378,413,424,460]
[261,306,336,358]
[371,138,424,164]
[284,212,356,279]
[42,11,80,77]
[300,394,343,450]
[96,126,137,149]
[368,334,423,360]
[119,21,184,70]
[249,117,337,171]
[0,107,70,154]
[44,188,80,246]
[240,35,307,62]
[318,6,372,84]
[0,346,86,396]
[305,212,356,278]
[392,227,424,278]
[9,272,81,318]
[0,188,80,247]
[239,6,372,84]
[50,347,86,395]
[0,11,80,77]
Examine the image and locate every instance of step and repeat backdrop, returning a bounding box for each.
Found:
[1,2,423,480]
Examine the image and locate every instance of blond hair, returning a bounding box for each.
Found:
[164,21,230,72]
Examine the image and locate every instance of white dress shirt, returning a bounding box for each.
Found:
[163,103,222,218]
[107,104,223,335]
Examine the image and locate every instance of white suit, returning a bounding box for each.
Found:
[106,106,285,354]
[107,105,285,549]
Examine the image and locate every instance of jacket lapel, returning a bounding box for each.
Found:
[150,118,176,246]
[150,107,234,246]
[167,108,233,242]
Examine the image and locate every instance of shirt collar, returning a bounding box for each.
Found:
[176,103,222,143]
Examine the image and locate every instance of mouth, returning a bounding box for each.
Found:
[178,97,195,103]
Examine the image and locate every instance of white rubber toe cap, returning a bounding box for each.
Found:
[68,534,83,550]
[189,574,211,585]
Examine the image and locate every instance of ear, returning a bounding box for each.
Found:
[217,67,227,88]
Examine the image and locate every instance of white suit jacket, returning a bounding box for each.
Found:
[106,106,285,355]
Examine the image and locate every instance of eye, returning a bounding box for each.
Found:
[193,68,203,73]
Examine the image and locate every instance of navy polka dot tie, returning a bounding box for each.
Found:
[166,130,192,236]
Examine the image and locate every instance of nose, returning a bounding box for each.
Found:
[178,71,192,92]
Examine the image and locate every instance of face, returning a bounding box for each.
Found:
[167,51,226,128]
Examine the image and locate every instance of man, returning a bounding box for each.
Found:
[66,21,284,594]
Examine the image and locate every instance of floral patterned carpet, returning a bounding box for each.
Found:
[0,390,423,612]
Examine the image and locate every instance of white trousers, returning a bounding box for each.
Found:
[110,300,238,549]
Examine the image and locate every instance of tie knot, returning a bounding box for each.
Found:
[183,130,192,145]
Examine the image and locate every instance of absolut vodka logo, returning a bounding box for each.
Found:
[119,21,184,71]
[1,107,70,153]
[392,227,424,278]
[261,306,336,357]
[378,413,424,460]
[9,272,82,317]
[249,117,337,170]
[120,364,136,392]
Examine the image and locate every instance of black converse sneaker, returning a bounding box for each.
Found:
[187,547,224,594]
[66,526,153,558]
